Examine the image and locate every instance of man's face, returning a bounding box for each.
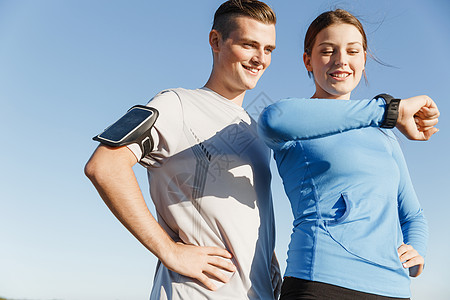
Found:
[213,16,276,96]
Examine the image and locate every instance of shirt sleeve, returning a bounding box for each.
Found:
[257,97,387,150]
[127,89,184,168]
[389,131,428,258]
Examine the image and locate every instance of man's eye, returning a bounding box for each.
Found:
[322,50,333,55]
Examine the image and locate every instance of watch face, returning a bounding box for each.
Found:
[98,107,154,143]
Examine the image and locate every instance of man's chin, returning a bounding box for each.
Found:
[245,81,259,91]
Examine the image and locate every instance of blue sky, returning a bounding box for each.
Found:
[0,0,449,299]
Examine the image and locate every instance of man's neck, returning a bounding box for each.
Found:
[204,79,246,107]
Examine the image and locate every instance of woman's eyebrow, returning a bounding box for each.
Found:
[317,41,362,46]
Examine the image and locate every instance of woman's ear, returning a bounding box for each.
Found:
[364,50,367,69]
[303,52,313,72]
[209,29,222,53]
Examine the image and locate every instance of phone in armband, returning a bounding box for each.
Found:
[93,105,159,158]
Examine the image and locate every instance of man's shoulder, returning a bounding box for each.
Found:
[150,87,202,103]
[147,88,183,107]
[144,87,209,119]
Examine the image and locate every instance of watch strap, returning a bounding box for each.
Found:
[375,93,401,129]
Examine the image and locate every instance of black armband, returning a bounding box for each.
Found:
[374,93,401,129]
[93,105,159,159]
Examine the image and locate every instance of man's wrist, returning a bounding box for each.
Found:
[375,93,401,128]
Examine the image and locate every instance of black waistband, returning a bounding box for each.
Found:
[280,277,410,300]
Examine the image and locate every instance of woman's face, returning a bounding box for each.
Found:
[304,23,366,100]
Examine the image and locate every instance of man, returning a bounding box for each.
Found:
[86,1,280,299]
[85,1,439,299]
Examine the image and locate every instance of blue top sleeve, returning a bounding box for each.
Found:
[258,97,386,150]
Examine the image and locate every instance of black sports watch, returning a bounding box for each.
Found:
[374,93,401,129]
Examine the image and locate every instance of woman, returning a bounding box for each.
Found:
[259,9,431,300]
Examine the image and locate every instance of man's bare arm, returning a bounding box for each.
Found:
[84,145,236,290]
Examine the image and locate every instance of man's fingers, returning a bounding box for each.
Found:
[205,246,233,258]
[198,246,236,288]
[165,243,236,291]
[204,264,232,284]
[208,256,236,272]
[197,273,218,291]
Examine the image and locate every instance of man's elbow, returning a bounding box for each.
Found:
[84,145,137,184]
[84,148,111,184]
[84,156,103,184]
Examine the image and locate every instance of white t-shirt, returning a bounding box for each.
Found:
[127,87,280,300]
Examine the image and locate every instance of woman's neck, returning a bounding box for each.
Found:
[312,91,351,100]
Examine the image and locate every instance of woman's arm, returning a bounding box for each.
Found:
[390,132,428,277]
[258,98,384,149]
[258,95,439,150]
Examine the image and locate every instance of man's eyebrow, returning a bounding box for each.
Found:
[240,38,258,44]
[240,38,276,49]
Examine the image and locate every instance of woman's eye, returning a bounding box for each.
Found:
[322,50,333,55]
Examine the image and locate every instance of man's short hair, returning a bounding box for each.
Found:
[212,0,276,40]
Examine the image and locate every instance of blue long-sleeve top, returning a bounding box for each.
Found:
[258,97,428,298]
